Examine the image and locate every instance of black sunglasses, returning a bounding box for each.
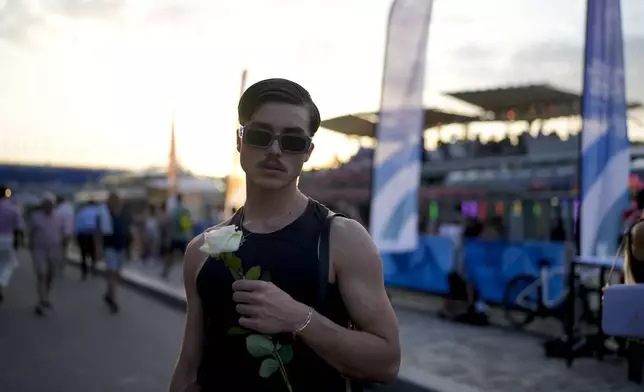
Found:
[240,126,311,154]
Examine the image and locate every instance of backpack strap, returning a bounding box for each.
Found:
[317,212,346,316]
[317,212,365,392]
[229,207,244,228]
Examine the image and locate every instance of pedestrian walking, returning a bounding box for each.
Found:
[29,193,65,316]
[0,184,24,305]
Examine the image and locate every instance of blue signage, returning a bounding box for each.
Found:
[579,0,630,258]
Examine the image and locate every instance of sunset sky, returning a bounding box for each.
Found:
[1,0,643,177]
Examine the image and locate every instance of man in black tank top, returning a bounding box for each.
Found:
[169,79,400,392]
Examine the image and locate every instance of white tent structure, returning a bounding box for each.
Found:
[147,176,225,194]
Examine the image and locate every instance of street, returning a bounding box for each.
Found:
[0,263,426,392]
[0,265,184,392]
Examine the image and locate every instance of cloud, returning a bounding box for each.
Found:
[0,0,44,44]
[435,37,644,103]
[143,4,195,26]
[53,0,126,19]
[0,0,231,48]
[0,0,129,45]
[509,37,644,101]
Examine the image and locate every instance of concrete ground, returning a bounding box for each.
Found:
[0,258,430,392]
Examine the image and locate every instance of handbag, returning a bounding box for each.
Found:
[602,241,644,339]
[317,213,364,392]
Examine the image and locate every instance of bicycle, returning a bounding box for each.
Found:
[502,258,593,329]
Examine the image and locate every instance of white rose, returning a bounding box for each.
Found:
[199,225,243,256]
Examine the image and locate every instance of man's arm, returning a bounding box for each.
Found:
[169,218,234,392]
[169,236,206,392]
[296,218,400,383]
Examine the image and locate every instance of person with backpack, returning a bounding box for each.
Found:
[162,194,192,279]
[101,192,131,314]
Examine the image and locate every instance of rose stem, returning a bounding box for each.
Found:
[273,350,292,392]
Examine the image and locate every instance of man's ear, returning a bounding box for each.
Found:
[236,130,241,153]
[303,143,315,162]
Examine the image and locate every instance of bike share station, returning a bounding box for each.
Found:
[566,255,624,363]
[382,237,636,374]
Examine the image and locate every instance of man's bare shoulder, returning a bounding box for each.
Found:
[329,216,373,250]
[330,217,380,264]
[184,218,236,278]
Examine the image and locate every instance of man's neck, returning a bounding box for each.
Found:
[243,180,307,222]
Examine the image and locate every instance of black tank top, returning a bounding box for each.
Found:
[196,199,351,392]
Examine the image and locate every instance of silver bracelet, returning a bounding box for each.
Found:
[292,307,313,338]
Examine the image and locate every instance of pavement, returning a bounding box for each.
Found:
[0,254,429,392]
[93,257,644,392]
[0,260,184,392]
[2,250,643,392]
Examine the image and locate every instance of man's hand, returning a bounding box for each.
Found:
[232,280,310,334]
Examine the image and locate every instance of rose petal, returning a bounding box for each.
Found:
[198,244,219,257]
[202,225,243,254]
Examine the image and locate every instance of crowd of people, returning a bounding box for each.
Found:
[0,184,195,315]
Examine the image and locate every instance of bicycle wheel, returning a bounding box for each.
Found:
[503,274,539,329]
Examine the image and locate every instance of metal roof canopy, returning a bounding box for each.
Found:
[445,84,581,112]
[320,113,376,138]
[320,109,477,138]
[321,84,643,137]
[446,84,643,113]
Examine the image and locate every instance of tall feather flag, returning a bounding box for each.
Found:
[579,0,630,258]
[167,111,179,198]
[369,0,434,252]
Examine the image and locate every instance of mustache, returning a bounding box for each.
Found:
[257,158,287,171]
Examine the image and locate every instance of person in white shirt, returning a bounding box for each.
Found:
[438,213,488,324]
[54,195,74,256]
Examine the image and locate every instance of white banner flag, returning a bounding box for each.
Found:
[369,0,433,253]
[579,0,630,258]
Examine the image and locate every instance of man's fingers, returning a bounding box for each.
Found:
[236,304,257,317]
[232,291,255,304]
[232,279,268,292]
[238,316,258,330]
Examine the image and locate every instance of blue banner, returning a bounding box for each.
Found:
[382,236,453,294]
[369,0,433,253]
[382,236,568,304]
[463,240,567,304]
[579,0,630,258]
